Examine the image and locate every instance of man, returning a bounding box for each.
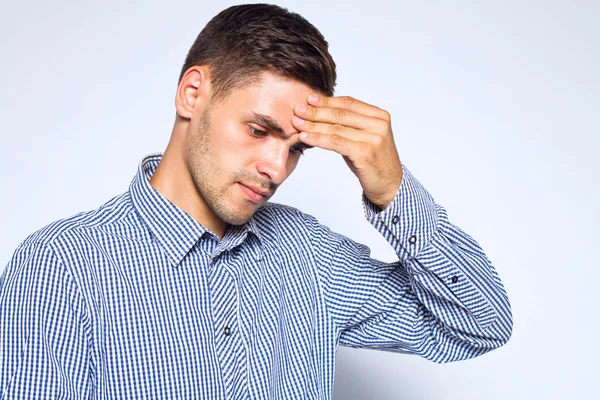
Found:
[0,3,512,399]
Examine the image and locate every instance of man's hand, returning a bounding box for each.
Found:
[292,94,403,209]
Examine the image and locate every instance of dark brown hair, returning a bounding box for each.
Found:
[179,3,337,102]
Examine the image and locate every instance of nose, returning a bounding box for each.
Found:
[255,141,289,185]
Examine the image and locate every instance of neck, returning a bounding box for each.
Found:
[149,126,227,239]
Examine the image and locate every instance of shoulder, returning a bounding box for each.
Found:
[253,201,318,229]
[18,191,133,250]
[2,192,135,296]
[252,202,348,246]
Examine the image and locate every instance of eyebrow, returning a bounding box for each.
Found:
[245,111,296,138]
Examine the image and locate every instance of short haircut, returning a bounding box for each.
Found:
[178,3,337,102]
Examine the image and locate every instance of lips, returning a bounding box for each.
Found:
[238,183,270,202]
[243,184,270,197]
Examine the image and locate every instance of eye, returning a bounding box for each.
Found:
[248,125,268,137]
[290,144,309,156]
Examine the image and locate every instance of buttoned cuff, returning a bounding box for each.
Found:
[363,164,438,260]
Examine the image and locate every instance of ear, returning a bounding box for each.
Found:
[175,66,212,119]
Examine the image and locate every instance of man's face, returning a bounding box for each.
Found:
[186,72,314,227]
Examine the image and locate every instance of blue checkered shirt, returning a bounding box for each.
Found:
[0,154,512,399]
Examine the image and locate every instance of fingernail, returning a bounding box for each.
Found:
[300,132,309,138]
[297,103,306,113]
[308,94,319,104]
[293,116,304,125]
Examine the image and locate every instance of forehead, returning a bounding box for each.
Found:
[219,72,314,136]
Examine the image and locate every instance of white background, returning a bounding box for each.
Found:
[1,0,598,398]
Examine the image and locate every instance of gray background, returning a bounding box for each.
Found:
[1,0,598,398]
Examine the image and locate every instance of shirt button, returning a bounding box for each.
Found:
[392,216,400,224]
[408,235,417,244]
[451,276,458,284]
[224,326,231,336]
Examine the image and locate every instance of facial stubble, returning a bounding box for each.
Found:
[187,108,276,228]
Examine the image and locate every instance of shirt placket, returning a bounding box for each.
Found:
[209,254,244,399]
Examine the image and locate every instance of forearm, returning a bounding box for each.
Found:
[363,164,513,355]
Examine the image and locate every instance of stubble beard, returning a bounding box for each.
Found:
[187,109,275,228]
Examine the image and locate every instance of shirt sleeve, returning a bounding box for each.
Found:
[0,242,92,398]
[310,164,513,364]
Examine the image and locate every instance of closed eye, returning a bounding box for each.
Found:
[290,144,312,156]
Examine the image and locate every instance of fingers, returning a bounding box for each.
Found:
[292,115,368,157]
[291,115,366,142]
[294,95,391,136]
[294,102,373,130]
[306,94,391,122]
[292,93,393,159]
[292,94,402,209]
[298,130,363,158]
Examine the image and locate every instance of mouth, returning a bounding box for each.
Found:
[238,183,270,203]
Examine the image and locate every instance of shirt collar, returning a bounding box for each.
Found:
[129,153,263,267]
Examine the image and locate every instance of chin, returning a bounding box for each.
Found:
[222,214,253,227]
[218,204,258,226]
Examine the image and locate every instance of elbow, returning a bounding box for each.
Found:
[491,291,514,347]
[481,303,513,350]
[451,307,514,363]
[480,294,514,348]
[498,305,513,346]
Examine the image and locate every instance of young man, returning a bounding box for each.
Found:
[0,4,512,399]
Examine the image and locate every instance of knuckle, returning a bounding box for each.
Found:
[380,110,391,122]
[331,134,347,147]
[368,145,377,159]
[374,119,390,133]
[330,123,345,134]
[332,108,346,122]
[311,106,320,119]
[371,134,384,147]
[342,96,355,108]
[362,143,375,160]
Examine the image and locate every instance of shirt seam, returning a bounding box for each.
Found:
[45,242,95,390]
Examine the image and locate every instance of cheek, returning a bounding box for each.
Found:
[210,119,239,146]
[210,122,256,166]
[286,156,301,176]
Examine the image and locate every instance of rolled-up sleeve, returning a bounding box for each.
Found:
[311,164,513,363]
